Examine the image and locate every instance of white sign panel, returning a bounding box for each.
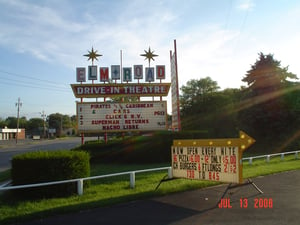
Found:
[111,65,120,80]
[123,67,132,82]
[77,101,168,132]
[156,65,165,79]
[88,65,97,80]
[76,67,86,82]
[134,65,143,79]
[145,67,155,82]
[172,146,241,183]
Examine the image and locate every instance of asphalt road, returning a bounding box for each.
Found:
[0,137,97,172]
[18,169,300,225]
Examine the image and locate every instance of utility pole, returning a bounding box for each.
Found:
[40,110,47,139]
[15,97,22,144]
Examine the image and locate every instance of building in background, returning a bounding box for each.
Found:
[0,127,25,140]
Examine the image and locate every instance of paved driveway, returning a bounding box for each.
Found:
[18,169,300,225]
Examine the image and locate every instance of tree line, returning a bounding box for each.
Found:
[0,113,76,137]
[180,53,300,153]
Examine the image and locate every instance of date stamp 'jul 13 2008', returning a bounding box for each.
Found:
[218,198,273,209]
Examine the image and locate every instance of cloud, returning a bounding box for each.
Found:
[174,25,245,89]
[0,0,179,70]
[237,0,255,11]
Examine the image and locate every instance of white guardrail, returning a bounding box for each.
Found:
[241,150,299,165]
[0,167,172,196]
[0,150,299,196]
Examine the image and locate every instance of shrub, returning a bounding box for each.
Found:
[11,150,90,198]
[73,131,210,164]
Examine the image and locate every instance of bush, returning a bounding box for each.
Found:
[73,131,210,164]
[11,150,90,198]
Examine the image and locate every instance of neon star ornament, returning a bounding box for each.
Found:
[84,47,102,65]
[140,47,158,67]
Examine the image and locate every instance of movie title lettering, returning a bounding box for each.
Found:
[77,102,167,132]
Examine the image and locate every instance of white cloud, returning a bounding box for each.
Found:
[237,0,255,11]
[174,25,245,89]
[0,0,179,70]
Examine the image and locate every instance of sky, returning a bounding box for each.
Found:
[0,0,300,119]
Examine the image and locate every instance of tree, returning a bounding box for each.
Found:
[180,77,220,115]
[0,117,8,128]
[242,52,298,95]
[48,113,75,137]
[48,113,64,137]
[5,117,17,128]
[27,118,44,135]
[179,77,240,137]
[239,53,299,144]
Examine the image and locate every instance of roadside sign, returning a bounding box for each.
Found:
[171,131,255,184]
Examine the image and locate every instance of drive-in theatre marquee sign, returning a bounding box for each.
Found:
[77,101,167,132]
[71,46,170,134]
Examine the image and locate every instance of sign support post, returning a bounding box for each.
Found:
[216,177,263,208]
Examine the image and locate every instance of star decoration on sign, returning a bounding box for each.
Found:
[140,47,158,67]
[84,47,102,65]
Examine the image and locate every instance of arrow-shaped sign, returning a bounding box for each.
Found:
[173,131,255,152]
[171,131,256,184]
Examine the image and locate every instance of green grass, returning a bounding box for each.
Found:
[242,154,300,178]
[0,156,299,225]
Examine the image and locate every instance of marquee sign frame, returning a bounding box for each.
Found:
[171,131,255,184]
[71,83,171,98]
[77,101,168,133]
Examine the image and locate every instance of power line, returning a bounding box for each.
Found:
[0,80,70,93]
[0,68,71,92]
[0,69,66,86]
[0,75,69,90]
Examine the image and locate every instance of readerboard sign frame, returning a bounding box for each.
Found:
[77,101,168,133]
[171,131,255,184]
[172,146,241,183]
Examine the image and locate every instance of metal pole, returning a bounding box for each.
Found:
[15,97,22,144]
[40,110,46,139]
[120,50,123,84]
[77,179,83,195]
[174,39,181,131]
[130,172,135,189]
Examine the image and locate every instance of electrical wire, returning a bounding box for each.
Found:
[0,69,66,86]
[0,69,70,92]
[0,80,70,93]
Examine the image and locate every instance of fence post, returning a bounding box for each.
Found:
[249,157,253,165]
[168,167,173,179]
[130,172,135,189]
[296,151,299,159]
[266,155,270,163]
[77,179,83,196]
[281,153,284,161]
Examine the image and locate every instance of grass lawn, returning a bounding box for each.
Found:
[0,155,299,225]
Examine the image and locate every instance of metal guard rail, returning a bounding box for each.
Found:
[0,150,299,196]
[0,166,172,195]
[241,150,299,165]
